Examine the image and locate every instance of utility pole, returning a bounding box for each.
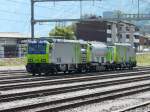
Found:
[30,0,101,39]
[80,0,82,19]
[31,0,35,40]
[116,11,121,43]
[138,0,140,18]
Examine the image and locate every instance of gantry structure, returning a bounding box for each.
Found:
[31,0,150,39]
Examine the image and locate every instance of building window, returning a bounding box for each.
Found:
[119,34,122,38]
[119,26,122,31]
[134,35,139,39]
[135,27,139,31]
[101,57,105,63]
[107,24,111,30]
[126,34,130,39]
[107,34,112,38]
[118,34,122,42]
[126,27,130,31]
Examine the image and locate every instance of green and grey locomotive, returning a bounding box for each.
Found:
[26,39,136,76]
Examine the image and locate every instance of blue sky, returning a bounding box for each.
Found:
[0,0,149,36]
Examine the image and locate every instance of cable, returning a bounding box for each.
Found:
[0,9,30,16]
[7,0,29,4]
[0,17,27,23]
[141,0,150,3]
[6,0,78,9]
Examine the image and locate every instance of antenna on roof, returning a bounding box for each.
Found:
[53,0,56,6]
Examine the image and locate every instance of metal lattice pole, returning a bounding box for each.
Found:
[30,0,149,39]
[31,0,35,40]
[138,0,140,18]
[30,0,102,39]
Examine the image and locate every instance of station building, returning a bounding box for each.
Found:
[0,32,30,58]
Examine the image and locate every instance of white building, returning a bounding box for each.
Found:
[106,21,139,47]
[0,32,30,58]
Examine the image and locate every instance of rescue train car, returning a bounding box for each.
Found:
[26,39,136,76]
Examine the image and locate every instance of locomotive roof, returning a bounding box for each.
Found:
[114,43,132,46]
[52,39,87,44]
[89,41,107,46]
[28,39,87,44]
[89,41,107,48]
[28,40,49,44]
[89,41,106,45]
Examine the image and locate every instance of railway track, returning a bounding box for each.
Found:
[0,67,150,112]
[0,72,150,103]
[0,66,149,80]
[0,67,150,85]
[0,70,26,74]
[118,101,150,112]
[1,79,150,112]
[0,70,150,90]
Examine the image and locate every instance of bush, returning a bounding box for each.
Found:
[0,57,26,66]
[136,53,150,66]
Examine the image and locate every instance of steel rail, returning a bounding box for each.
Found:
[1,74,150,103]
[0,70,150,90]
[0,66,149,81]
[1,83,150,112]
[0,67,149,85]
[118,101,150,112]
[0,66,147,76]
[0,70,26,74]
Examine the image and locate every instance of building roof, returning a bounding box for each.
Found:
[79,18,136,26]
[0,32,30,38]
[145,34,150,39]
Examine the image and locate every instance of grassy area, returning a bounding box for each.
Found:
[136,52,150,66]
[0,57,26,66]
[0,53,149,67]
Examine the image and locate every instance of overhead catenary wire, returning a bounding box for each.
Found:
[0,17,28,23]
[1,0,138,20]
[0,0,148,36]
[6,0,79,9]
[0,9,30,16]
[30,0,103,39]
[0,2,77,21]
[0,1,88,23]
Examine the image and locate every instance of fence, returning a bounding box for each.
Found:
[136,52,150,66]
[0,44,27,58]
[0,43,26,66]
[0,46,149,66]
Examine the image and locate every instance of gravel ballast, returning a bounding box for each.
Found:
[1,73,150,95]
[60,91,150,112]
[0,79,150,110]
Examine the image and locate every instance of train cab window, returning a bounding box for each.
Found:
[96,57,99,62]
[101,57,105,63]
[57,58,61,63]
[107,24,111,30]
[28,43,46,54]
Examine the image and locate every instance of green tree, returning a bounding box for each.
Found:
[113,10,124,18]
[49,25,75,40]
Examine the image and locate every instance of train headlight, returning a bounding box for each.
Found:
[41,59,46,63]
[28,59,33,62]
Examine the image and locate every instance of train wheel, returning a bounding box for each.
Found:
[63,71,67,74]
[45,72,50,76]
[38,73,42,76]
[32,73,36,76]
[53,68,58,75]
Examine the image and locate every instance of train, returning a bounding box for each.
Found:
[26,39,136,76]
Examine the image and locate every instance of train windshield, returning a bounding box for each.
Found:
[28,43,46,54]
